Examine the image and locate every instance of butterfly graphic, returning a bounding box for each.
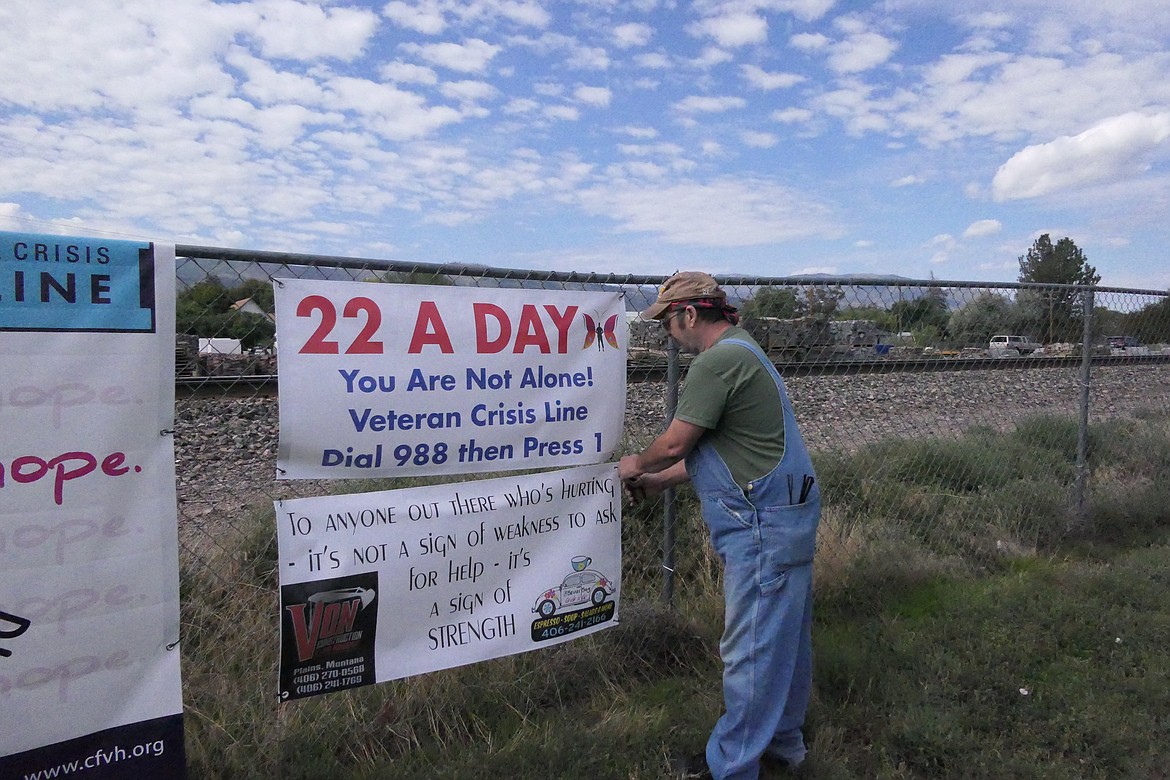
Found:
[583,312,620,351]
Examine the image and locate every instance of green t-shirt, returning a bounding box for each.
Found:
[674,326,785,487]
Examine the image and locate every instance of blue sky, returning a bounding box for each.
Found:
[2,0,1169,288]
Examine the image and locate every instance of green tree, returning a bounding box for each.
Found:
[231,278,275,313]
[1017,234,1100,343]
[837,305,898,332]
[740,286,802,319]
[371,270,453,285]
[1092,307,1129,341]
[890,288,949,334]
[803,285,844,317]
[176,277,276,348]
[1119,297,1170,345]
[948,292,1022,347]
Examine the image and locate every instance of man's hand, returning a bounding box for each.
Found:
[619,454,645,504]
[619,457,689,504]
[622,471,672,504]
[618,454,641,482]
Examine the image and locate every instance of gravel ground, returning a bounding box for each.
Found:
[175,364,1170,550]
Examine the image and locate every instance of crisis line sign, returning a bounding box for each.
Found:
[274,279,627,480]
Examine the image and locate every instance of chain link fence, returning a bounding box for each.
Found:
[172,245,1170,774]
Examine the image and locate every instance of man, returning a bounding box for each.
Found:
[619,272,820,780]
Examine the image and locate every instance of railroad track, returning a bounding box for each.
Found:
[175,353,1170,398]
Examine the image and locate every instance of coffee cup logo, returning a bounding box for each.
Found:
[571,555,591,572]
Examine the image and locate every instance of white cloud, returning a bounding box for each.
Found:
[404,39,501,73]
[502,96,539,114]
[511,32,609,70]
[689,12,768,48]
[827,31,898,74]
[440,80,498,103]
[673,95,747,114]
[992,111,1170,200]
[533,82,563,98]
[778,0,837,22]
[249,0,379,61]
[741,65,805,90]
[890,175,925,187]
[924,232,956,263]
[230,49,324,104]
[964,11,1014,30]
[814,81,906,135]
[325,77,464,140]
[963,219,1003,238]
[0,202,39,234]
[0,2,239,111]
[544,104,580,121]
[383,1,446,35]
[574,85,612,107]
[491,1,551,29]
[742,130,778,148]
[771,107,814,123]
[693,47,735,69]
[634,52,672,69]
[615,126,659,139]
[577,177,839,246]
[790,32,830,51]
[900,51,1170,147]
[381,61,440,85]
[613,22,653,48]
[618,142,685,158]
[566,44,610,70]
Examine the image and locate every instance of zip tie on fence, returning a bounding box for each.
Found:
[272,277,285,288]
[661,563,676,574]
[160,429,175,436]
[166,639,180,651]
[276,466,287,475]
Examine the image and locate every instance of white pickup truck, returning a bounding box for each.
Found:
[989,335,1041,355]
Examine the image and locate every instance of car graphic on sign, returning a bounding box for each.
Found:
[533,570,614,617]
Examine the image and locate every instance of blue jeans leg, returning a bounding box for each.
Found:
[706,561,813,780]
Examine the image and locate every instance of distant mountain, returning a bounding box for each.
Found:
[175,257,971,313]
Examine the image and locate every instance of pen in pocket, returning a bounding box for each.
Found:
[798,475,815,503]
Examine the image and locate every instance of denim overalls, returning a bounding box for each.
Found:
[684,338,820,780]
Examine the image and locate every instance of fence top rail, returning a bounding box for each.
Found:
[174,244,1169,298]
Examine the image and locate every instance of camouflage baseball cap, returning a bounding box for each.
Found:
[639,271,727,321]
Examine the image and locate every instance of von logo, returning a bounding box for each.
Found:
[0,609,32,658]
[279,573,379,700]
[286,586,375,662]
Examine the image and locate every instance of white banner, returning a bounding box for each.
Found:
[0,232,185,777]
[274,279,627,479]
[276,463,621,698]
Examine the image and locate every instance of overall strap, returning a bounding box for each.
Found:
[719,337,794,413]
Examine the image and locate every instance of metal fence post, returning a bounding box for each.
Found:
[662,336,680,607]
[1073,288,1095,528]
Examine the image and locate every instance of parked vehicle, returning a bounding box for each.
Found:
[1107,336,1150,355]
[532,570,614,617]
[989,335,1041,355]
